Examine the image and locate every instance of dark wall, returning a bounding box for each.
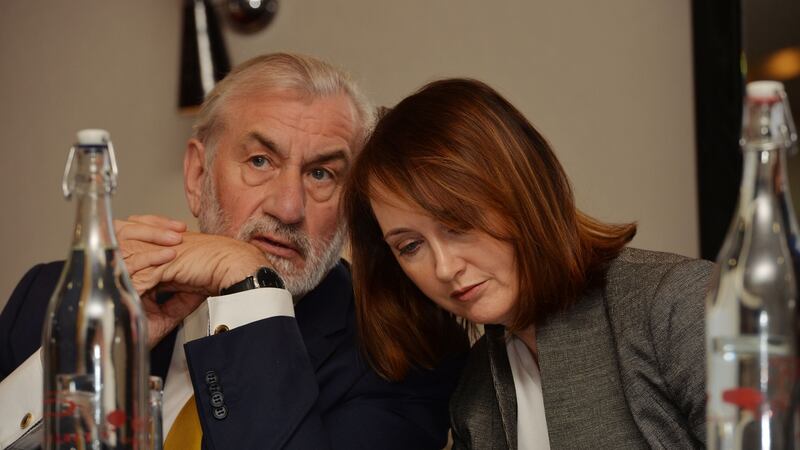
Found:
[692,0,744,260]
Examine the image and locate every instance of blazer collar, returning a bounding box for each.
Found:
[485,324,518,449]
[485,287,628,449]
[293,260,353,369]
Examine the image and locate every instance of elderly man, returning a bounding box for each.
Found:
[0,53,466,449]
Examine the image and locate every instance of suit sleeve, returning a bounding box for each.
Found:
[0,264,47,379]
[183,315,464,450]
[0,262,63,449]
[649,258,713,446]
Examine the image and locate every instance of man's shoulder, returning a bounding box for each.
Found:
[18,259,64,284]
[293,260,354,335]
[2,260,64,317]
[0,260,64,378]
[329,259,352,282]
[306,260,353,301]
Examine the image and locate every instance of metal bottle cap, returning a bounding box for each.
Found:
[62,129,118,198]
[76,129,111,146]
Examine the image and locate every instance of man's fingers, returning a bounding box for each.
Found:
[119,239,161,259]
[126,215,187,232]
[116,221,182,246]
[131,264,170,296]
[124,248,177,275]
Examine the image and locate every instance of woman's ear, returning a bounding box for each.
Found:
[184,138,206,217]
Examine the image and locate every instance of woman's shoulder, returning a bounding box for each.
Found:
[611,246,713,272]
[600,246,710,388]
[600,246,712,373]
[600,247,709,445]
[604,247,714,303]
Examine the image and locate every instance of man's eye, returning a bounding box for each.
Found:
[310,168,333,181]
[398,240,422,256]
[250,156,269,168]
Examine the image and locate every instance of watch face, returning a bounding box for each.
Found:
[256,267,285,289]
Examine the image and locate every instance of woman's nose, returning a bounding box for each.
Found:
[433,244,466,282]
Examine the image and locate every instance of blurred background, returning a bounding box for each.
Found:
[0,0,792,309]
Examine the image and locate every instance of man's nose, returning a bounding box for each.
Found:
[261,170,305,225]
[433,243,465,283]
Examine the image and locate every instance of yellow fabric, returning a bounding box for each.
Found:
[164,395,202,450]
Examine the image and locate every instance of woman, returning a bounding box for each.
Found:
[343,79,710,449]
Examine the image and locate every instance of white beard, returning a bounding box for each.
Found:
[197,174,345,298]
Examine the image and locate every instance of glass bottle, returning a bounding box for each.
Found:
[42,129,149,449]
[707,81,800,450]
[774,82,800,270]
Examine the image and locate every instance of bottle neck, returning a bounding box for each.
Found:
[70,147,118,251]
[738,148,787,203]
[739,97,799,240]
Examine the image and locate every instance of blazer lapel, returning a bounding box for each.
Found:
[150,326,177,382]
[293,262,352,370]
[486,325,518,449]
[536,287,643,448]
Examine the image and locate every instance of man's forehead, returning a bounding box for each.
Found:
[228,92,354,138]
[220,90,359,157]
[226,89,357,126]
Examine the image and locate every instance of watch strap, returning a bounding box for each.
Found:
[219,267,284,296]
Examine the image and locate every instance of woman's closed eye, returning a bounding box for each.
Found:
[397,240,423,256]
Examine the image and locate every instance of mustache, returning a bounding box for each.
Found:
[236,217,311,258]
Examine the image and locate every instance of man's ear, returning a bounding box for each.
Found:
[184,138,206,217]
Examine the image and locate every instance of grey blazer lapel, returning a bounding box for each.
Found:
[486,325,518,449]
[536,288,645,449]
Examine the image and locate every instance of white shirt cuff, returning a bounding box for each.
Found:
[0,349,43,449]
[183,287,294,342]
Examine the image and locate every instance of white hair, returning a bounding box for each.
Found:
[193,52,375,164]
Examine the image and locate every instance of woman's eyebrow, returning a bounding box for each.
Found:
[383,228,414,240]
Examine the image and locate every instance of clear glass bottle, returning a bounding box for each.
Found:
[707,81,800,450]
[774,83,800,270]
[148,376,163,450]
[42,129,149,449]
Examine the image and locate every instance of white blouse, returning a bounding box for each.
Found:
[506,336,551,450]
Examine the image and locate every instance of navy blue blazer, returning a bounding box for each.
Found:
[0,260,467,449]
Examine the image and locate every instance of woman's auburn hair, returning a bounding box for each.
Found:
[343,78,636,381]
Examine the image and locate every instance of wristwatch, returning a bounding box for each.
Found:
[219,267,285,296]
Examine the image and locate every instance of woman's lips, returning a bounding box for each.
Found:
[251,236,300,260]
[451,280,487,302]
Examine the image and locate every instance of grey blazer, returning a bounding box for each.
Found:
[450,247,713,449]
